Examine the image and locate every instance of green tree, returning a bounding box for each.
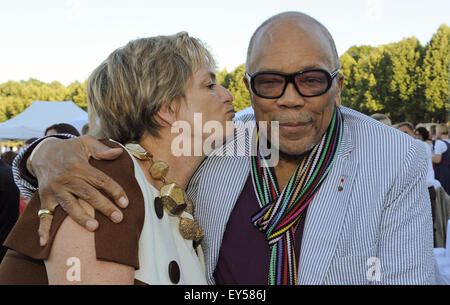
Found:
[216,68,228,88]
[340,52,359,110]
[217,64,251,112]
[341,45,385,113]
[340,29,449,125]
[382,37,425,123]
[0,78,88,123]
[67,81,88,110]
[420,24,450,122]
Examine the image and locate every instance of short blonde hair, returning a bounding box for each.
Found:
[87,32,215,144]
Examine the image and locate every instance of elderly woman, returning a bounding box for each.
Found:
[0,32,234,284]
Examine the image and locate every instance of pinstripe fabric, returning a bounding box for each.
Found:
[187,106,435,285]
[12,134,77,199]
[12,149,36,199]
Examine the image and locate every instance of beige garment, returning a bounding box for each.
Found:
[122,142,207,285]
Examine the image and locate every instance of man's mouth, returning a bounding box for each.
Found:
[279,121,311,133]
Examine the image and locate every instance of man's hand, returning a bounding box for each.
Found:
[30,135,128,246]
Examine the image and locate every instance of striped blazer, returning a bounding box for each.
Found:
[186,106,436,285]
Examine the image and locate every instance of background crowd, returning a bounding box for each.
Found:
[0,122,86,261]
[371,114,450,247]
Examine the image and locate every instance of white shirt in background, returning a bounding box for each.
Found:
[434,139,450,155]
[422,141,442,189]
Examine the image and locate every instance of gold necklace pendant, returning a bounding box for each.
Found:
[185,199,194,215]
[160,183,187,216]
[150,161,169,180]
[125,143,151,160]
[125,142,203,244]
[179,217,204,242]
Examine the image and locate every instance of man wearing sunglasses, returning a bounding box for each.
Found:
[11,11,434,284]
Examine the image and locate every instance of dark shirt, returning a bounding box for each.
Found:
[435,140,450,195]
[0,159,19,263]
[213,174,308,285]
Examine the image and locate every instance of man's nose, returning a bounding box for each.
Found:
[276,82,306,107]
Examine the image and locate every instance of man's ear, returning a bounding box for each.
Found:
[334,73,344,107]
[155,102,178,127]
[243,75,256,106]
[243,75,250,92]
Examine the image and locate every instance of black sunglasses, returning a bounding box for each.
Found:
[246,68,340,99]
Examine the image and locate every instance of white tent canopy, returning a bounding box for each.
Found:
[0,101,88,140]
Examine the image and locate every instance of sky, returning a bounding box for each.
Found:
[1,0,449,86]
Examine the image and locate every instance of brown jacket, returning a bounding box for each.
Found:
[0,140,145,284]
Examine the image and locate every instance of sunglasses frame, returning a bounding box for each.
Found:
[246,68,340,99]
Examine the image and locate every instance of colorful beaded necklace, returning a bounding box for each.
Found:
[250,106,343,285]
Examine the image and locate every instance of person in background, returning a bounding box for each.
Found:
[433,124,450,195]
[1,145,10,154]
[0,158,19,263]
[25,138,38,147]
[370,113,392,126]
[16,144,24,154]
[44,123,80,137]
[430,125,437,141]
[415,127,434,151]
[429,125,437,152]
[412,126,442,245]
[1,151,18,166]
[397,122,415,137]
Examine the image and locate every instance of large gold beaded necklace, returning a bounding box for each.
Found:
[125,143,204,245]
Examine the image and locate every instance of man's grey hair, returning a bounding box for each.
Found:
[245,11,340,73]
[371,113,390,122]
[397,122,414,132]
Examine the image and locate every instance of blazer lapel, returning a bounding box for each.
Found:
[196,111,358,284]
[297,120,359,284]
[195,118,255,284]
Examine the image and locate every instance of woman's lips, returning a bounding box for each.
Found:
[226,108,235,118]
